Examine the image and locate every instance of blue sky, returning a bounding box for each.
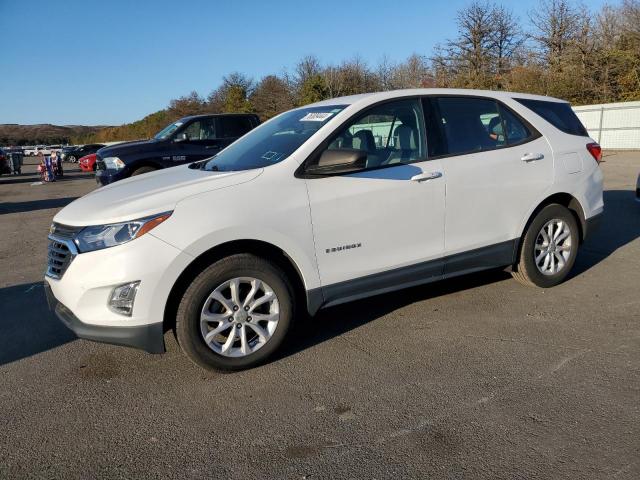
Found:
[0,0,610,126]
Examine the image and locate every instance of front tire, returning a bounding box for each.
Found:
[68,155,76,163]
[175,254,295,371]
[512,204,579,288]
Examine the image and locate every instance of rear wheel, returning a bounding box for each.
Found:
[512,204,579,288]
[68,155,76,163]
[175,254,295,371]
[131,166,156,176]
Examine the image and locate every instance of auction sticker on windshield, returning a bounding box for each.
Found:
[300,112,334,122]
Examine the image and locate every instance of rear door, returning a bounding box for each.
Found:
[423,96,554,268]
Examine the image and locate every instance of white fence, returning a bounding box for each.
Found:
[573,101,640,150]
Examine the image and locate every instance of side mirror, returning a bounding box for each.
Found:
[174,133,188,143]
[305,149,367,176]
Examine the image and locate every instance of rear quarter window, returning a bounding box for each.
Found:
[515,98,588,137]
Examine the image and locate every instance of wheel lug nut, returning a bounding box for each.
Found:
[236,324,241,329]
[233,306,239,311]
[244,306,249,311]
[247,317,251,322]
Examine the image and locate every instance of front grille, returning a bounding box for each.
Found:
[46,224,82,279]
[46,239,74,279]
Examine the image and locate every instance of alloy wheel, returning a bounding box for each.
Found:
[200,277,280,357]
[534,219,572,275]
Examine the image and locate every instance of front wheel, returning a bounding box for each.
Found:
[512,204,579,288]
[175,254,295,371]
[68,155,76,163]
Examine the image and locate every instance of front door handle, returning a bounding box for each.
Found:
[411,171,443,182]
[205,145,221,150]
[521,152,544,162]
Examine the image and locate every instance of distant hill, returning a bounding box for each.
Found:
[0,124,111,146]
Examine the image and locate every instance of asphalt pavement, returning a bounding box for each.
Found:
[0,154,639,479]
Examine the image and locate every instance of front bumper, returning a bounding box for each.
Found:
[44,231,193,354]
[95,168,127,186]
[44,281,165,353]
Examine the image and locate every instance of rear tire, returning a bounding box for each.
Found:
[512,204,579,288]
[175,254,295,371]
[131,166,156,176]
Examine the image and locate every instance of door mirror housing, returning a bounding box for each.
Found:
[173,133,188,143]
[305,149,367,176]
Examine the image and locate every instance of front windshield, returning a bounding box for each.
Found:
[154,120,184,140]
[200,105,346,172]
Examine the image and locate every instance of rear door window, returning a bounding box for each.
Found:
[220,116,254,138]
[424,97,505,156]
[423,97,536,157]
[515,98,588,136]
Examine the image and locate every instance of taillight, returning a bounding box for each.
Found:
[586,142,602,164]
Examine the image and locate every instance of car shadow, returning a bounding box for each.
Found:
[0,197,79,215]
[571,189,640,277]
[0,282,75,366]
[279,268,512,361]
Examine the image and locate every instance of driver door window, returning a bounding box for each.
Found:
[182,118,217,143]
[324,98,426,170]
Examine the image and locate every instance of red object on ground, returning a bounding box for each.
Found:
[79,153,97,172]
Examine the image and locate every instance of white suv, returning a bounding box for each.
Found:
[44,89,604,371]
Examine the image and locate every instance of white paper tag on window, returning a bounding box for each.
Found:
[300,112,334,122]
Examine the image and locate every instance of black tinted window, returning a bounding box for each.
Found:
[515,98,587,136]
[221,116,254,138]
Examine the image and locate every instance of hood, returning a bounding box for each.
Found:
[97,138,160,157]
[54,165,263,226]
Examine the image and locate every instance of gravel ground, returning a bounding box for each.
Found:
[0,153,639,479]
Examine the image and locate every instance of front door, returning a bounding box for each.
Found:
[173,117,223,164]
[304,98,446,305]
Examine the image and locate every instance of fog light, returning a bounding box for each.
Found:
[108,281,140,316]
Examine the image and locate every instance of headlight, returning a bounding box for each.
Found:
[74,211,172,253]
[103,156,125,169]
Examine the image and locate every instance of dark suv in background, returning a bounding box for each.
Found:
[95,113,259,185]
[61,144,105,163]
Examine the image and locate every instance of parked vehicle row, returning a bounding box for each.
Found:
[60,144,104,163]
[45,88,604,372]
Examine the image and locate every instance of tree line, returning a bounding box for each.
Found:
[76,0,640,144]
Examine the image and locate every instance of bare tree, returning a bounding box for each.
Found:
[529,0,580,68]
[490,5,524,77]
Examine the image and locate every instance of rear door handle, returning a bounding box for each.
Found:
[521,152,544,162]
[411,171,443,182]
